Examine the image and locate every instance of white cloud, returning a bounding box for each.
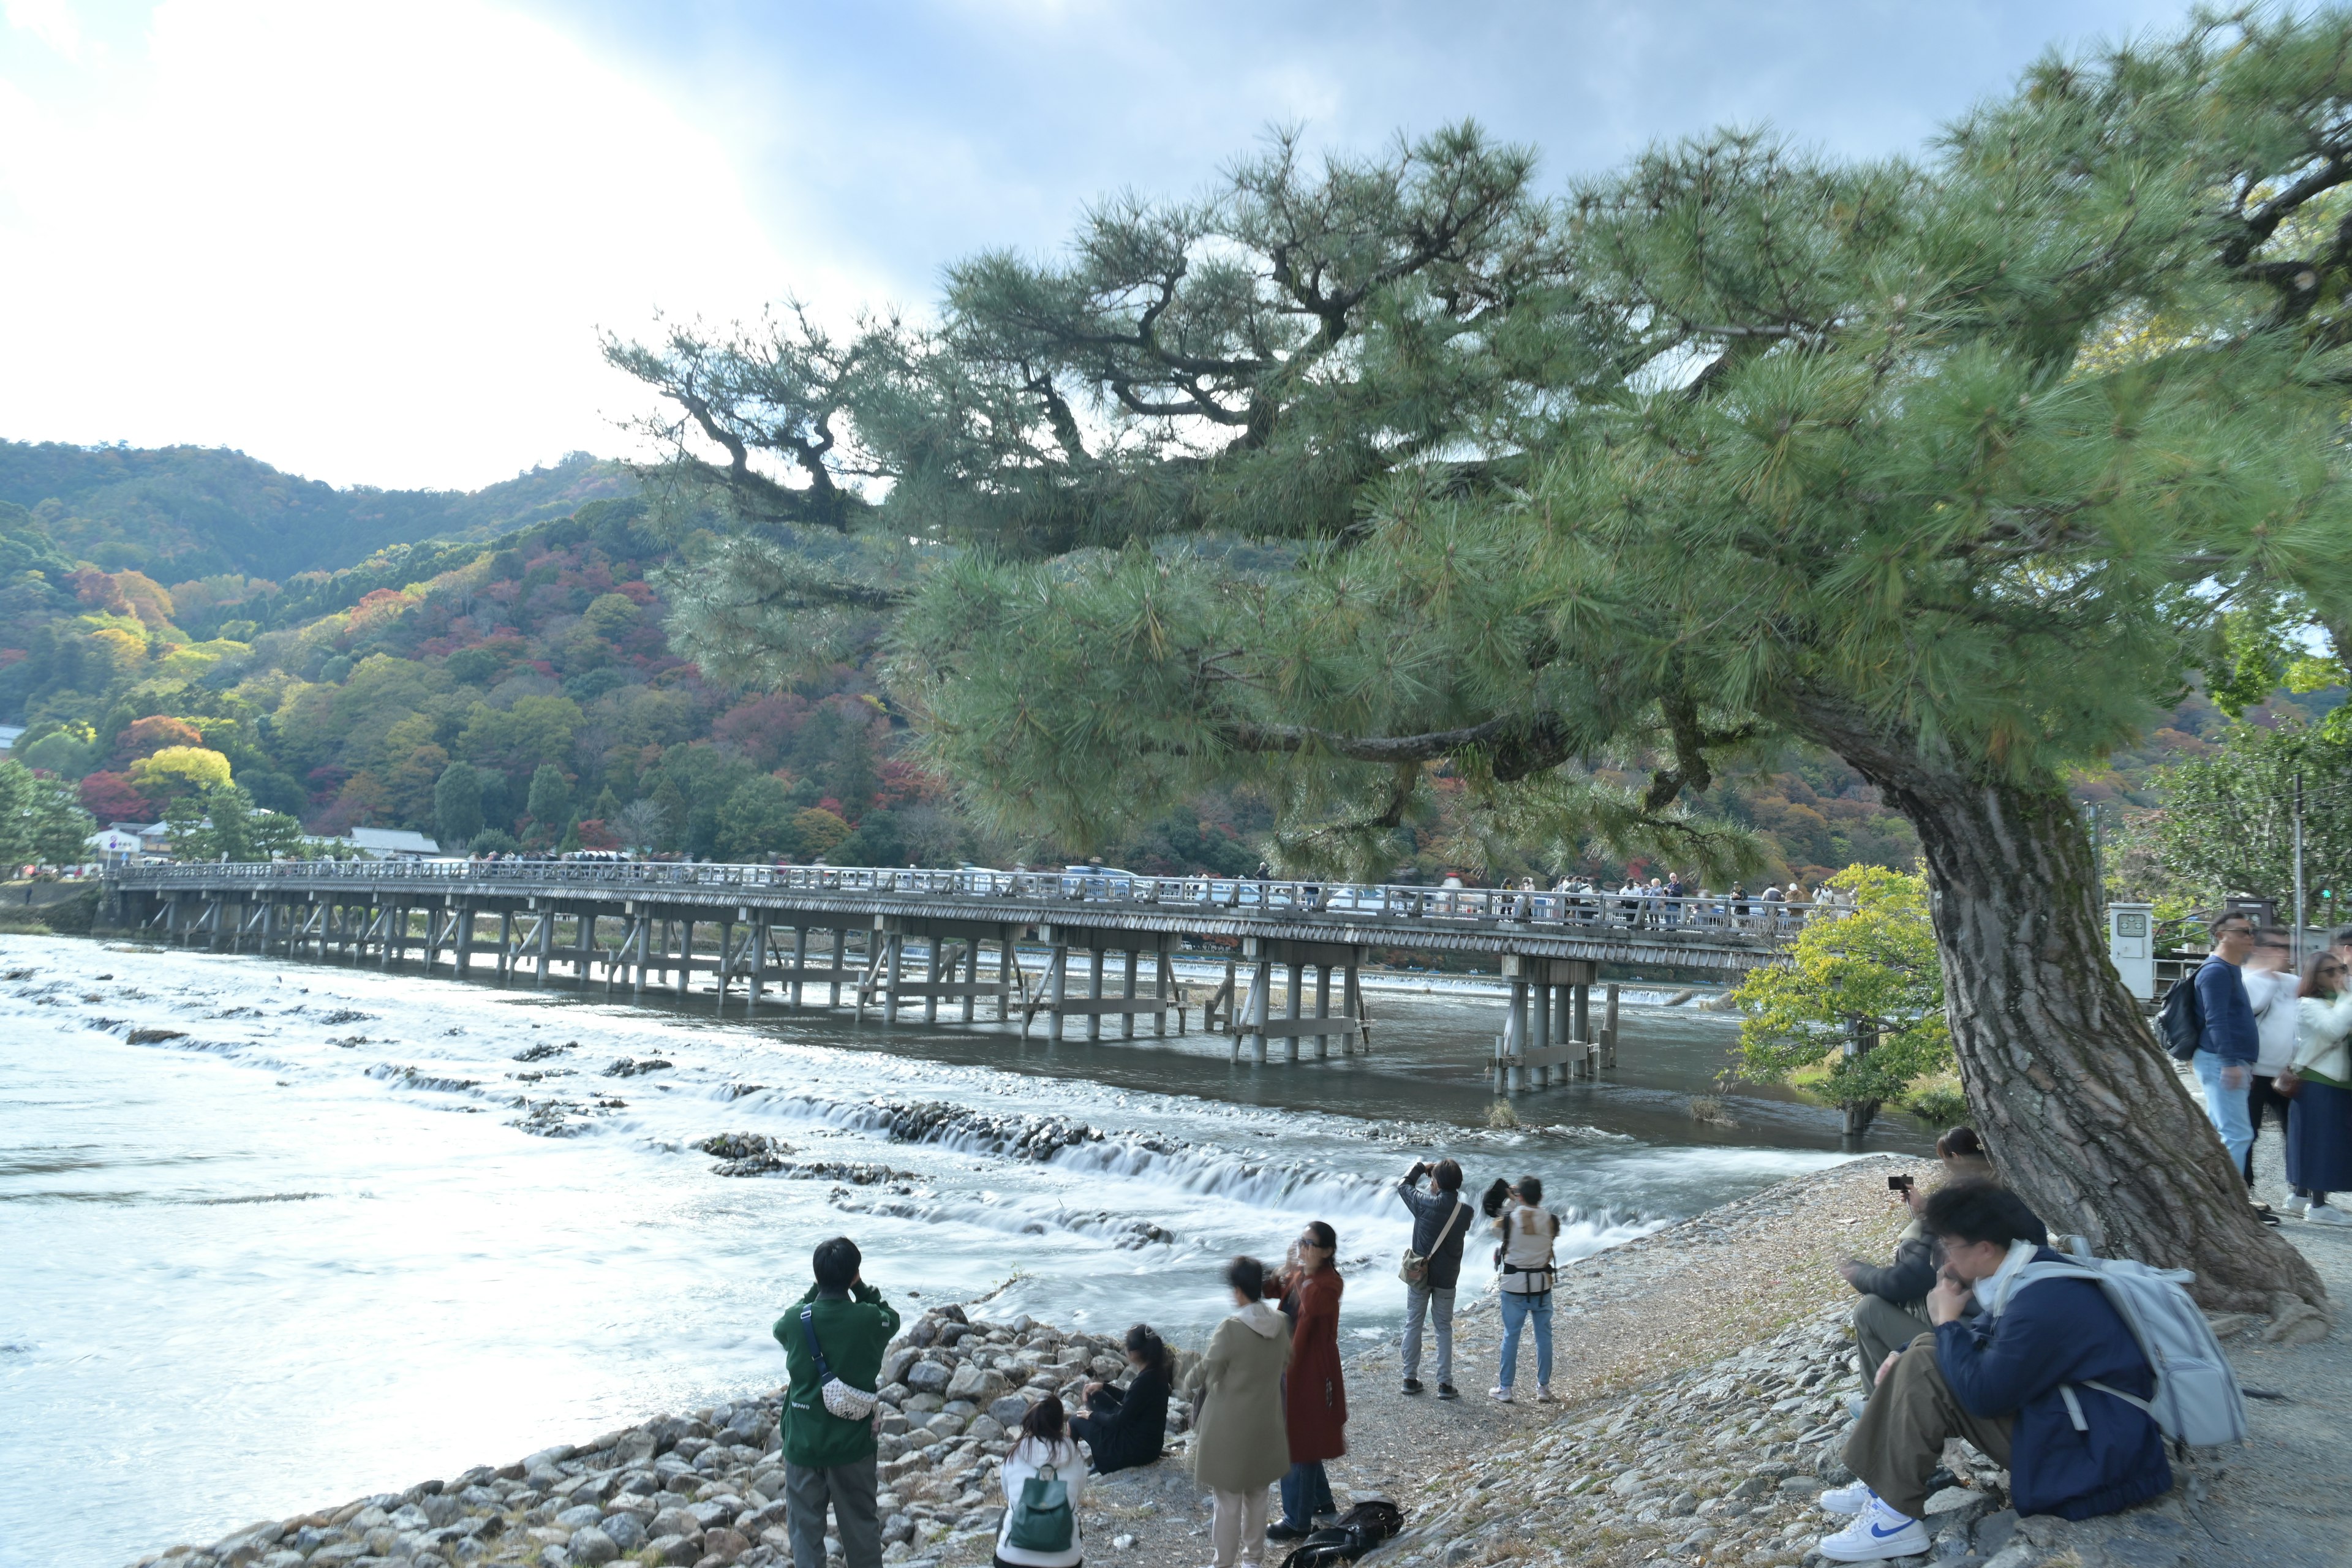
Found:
[0,0,796,489]
[4,0,84,59]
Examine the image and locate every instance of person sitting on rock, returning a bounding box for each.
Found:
[775,1235,901,1568]
[1069,1323,1175,1474]
[1814,1185,2169,1563]
[1834,1133,2041,1390]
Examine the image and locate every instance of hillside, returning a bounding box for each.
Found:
[0,442,630,582]
[0,438,2261,887]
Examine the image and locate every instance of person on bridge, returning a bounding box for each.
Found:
[1396,1159,1472,1399]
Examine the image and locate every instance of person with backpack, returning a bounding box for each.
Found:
[1815,1185,2170,1562]
[2285,950,2352,1221]
[1192,1256,1292,1568]
[994,1395,1085,1567]
[1482,1175,1559,1403]
[1395,1158,1472,1399]
[774,1236,901,1568]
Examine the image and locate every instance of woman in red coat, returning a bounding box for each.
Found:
[1269,1220,1347,1540]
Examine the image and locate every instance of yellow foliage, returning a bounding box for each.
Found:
[128,745,233,796]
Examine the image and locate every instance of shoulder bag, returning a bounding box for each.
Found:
[1398,1199,1466,1288]
[798,1305,878,1422]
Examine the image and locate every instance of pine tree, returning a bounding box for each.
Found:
[525,763,572,843]
[433,762,483,852]
[612,10,2352,1306]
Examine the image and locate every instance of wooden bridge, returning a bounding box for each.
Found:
[100,863,1822,1091]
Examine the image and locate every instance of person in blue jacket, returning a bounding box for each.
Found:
[1813,1184,2169,1562]
[2193,911,2261,1172]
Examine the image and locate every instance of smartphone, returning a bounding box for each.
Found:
[1888,1174,1914,1191]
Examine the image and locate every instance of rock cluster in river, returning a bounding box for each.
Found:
[131,1302,1191,1568]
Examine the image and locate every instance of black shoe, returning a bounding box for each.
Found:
[1923,1465,1959,1496]
[1266,1521,1310,1541]
[1438,1382,1461,1400]
[1401,1378,1424,1395]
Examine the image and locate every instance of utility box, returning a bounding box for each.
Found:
[2108,903,2155,1001]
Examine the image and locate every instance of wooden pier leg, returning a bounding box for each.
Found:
[497,910,513,979]
[883,933,905,1025]
[1121,949,1139,1040]
[1157,950,1174,1036]
[747,919,768,1012]
[923,939,943,1025]
[1602,982,1620,1069]
[1504,979,1528,1092]
[1086,946,1106,1042]
[962,940,979,1025]
[1314,963,1332,1060]
[578,913,597,990]
[829,929,845,1007]
[1532,978,1553,1090]
[998,936,1015,1023]
[790,926,807,1008]
[672,919,691,998]
[1573,982,1592,1077]
[1045,945,1070,1042]
[1283,960,1303,1063]
[1344,963,1366,1053]
[535,911,552,988]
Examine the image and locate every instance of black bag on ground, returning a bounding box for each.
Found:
[2156,970,2204,1063]
[1277,1500,1405,1568]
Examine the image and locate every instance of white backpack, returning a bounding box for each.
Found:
[1985,1239,2247,1449]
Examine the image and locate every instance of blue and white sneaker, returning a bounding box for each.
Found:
[1817,1498,1929,1561]
[1819,1479,1876,1516]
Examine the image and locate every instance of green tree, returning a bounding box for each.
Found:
[614,11,2352,1306]
[0,759,95,869]
[249,809,306,861]
[525,763,573,840]
[715,775,802,862]
[434,761,484,850]
[1734,867,1953,1138]
[167,784,258,862]
[2150,720,2352,913]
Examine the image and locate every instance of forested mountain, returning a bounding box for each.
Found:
[0,440,1983,882]
[0,442,627,581]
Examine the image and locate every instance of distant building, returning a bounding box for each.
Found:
[0,723,23,755]
[345,827,442,860]
[86,824,146,864]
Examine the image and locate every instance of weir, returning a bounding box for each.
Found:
[101,863,1820,1094]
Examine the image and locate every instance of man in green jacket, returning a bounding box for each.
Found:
[774,1236,900,1568]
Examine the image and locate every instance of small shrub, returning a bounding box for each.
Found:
[1907,1085,1970,1128]
[1486,1099,1520,1129]
[1689,1095,1740,1128]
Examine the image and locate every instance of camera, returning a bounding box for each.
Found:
[1888,1174,1915,1191]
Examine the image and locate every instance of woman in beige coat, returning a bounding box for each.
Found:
[1192,1256,1292,1567]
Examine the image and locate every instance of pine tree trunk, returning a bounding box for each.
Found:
[1791,695,2324,1311]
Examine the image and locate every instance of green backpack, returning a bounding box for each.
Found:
[1005,1461,1073,1553]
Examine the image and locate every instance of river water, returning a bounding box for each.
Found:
[0,935,1923,1566]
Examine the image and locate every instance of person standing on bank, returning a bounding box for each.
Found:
[2286,951,2352,1222]
[1269,1222,1347,1540]
[775,1237,900,1568]
[2192,911,2261,1176]
[2244,929,2301,1200]
[1485,1177,1559,1403]
[1395,1158,1472,1399]
[1193,1256,1292,1568]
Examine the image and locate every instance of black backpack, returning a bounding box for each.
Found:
[1277,1500,1404,1568]
[2155,966,2206,1063]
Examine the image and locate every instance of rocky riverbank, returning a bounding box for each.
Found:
[127,1156,2347,1568]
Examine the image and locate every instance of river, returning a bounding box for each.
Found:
[0,934,1924,1566]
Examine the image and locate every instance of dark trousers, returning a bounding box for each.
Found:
[2248,1074,2297,1189]
[786,1457,881,1568]
[1844,1332,2014,1521]
[1280,1458,1335,1526]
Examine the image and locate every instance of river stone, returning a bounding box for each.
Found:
[648,1534,699,1566]
[685,1499,737,1530]
[988,1394,1033,1426]
[905,1360,953,1396]
[599,1513,647,1553]
[565,1526,618,1566]
[650,1507,698,1539]
[701,1527,752,1562]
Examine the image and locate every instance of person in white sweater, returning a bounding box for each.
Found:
[2243,930,2302,1199]
[993,1396,1087,1568]
[1480,1176,1561,1403]
[2285,953,2352,1223]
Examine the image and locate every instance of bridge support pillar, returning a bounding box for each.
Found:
[1497,957,1599,1092]
[1602,982,1620,1069]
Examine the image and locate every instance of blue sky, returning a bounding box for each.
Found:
[0,1,2190,491]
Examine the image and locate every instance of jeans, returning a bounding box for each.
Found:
[786,1457,881,1568]
[1280,1459,1335,1527]
[2195,1049,2255,1172]
[1401,1283,1455,1384]
[1210,1485,1270,1567]
[1497,1289,1553,1392]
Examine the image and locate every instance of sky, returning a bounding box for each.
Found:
[0,0,2195,494]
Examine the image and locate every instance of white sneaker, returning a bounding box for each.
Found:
[2285,1194,2310,1216]
[1819,1479,1876,1516]
[1534,1385,1555,1403]
[2307,1202,2351,1226]
[1490,1385,1515,1403]
[1817,1499,1928,1561]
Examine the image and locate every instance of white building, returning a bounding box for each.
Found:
[345,827,442,860]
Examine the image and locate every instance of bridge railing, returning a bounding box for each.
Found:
[108,859,1834,938]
